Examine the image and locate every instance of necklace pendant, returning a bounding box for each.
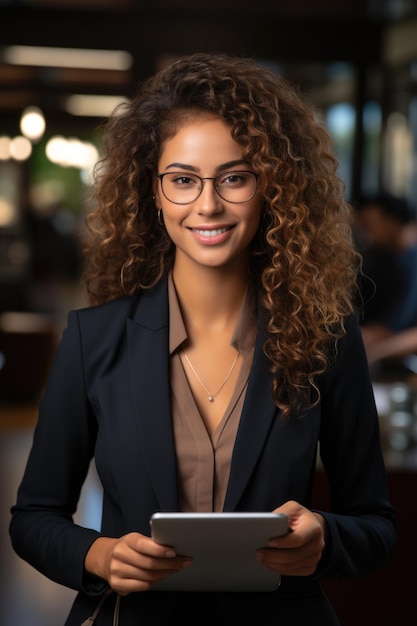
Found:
[182,351,240,405]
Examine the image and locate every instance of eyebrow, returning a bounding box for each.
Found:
[163,159,249,173]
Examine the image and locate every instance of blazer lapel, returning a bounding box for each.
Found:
[224,328,279,511]
[127,278,178,511]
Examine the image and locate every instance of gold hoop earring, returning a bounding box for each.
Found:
[157,208,164,226]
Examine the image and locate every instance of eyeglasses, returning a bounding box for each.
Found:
[156,170,258,204]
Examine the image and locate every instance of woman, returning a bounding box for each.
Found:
[10,52,396,625]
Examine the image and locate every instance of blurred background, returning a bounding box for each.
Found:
[1,0,417,624]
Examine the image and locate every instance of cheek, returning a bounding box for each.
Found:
[243,204,263,234]
[161,207,187,238]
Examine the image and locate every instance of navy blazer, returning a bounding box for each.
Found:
[10,276,397,625]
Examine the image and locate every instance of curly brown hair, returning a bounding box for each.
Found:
[82,52,361,418]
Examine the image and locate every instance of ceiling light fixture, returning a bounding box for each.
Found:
[3,45,133,71]
[65,94,130,117]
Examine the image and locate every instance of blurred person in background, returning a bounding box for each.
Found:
[366,324,417,377]
[354,193,417,377]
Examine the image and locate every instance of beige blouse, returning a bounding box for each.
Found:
[168,274,256,513]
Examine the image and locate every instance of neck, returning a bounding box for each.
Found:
[172,258,248,333]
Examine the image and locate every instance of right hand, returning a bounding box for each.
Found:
[85,532,192,595]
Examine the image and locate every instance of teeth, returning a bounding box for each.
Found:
[193,228,228,236]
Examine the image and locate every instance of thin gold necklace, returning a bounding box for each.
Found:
[182,351,240,402]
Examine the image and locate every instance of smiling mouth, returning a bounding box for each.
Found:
[192,227,230,237]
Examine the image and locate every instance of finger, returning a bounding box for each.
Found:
[109,557,192,594]
[128,533,179,559]
[257,548,320,577]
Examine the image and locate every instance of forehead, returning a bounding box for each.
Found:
[158,117,243,169]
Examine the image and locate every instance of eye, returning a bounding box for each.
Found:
[220,172,249,186]
[170,173,199,186]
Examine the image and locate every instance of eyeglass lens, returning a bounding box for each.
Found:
[159,171,257,204]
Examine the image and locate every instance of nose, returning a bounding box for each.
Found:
[195,178,223,215]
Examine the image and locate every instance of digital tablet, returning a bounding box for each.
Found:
[149,511,289,591]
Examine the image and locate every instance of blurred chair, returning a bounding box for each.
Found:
[0,312,58,404]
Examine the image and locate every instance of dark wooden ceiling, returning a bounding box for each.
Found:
[1,0,417,133]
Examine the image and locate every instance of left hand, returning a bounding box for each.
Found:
[256,500,327,576]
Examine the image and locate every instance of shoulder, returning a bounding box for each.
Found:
[77,292,141,320]
[73,293,141,332]
[67,277,169,341]
[324,313,368,380]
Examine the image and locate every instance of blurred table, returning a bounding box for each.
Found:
[373,381,417,470]
[314,379,417,624]
[0,311,58,405]
[0,403,38,430]
[313,469,416,625]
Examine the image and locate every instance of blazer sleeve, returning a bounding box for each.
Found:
[314,315,397,579]
[9,310,105,595]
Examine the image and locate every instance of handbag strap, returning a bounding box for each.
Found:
[113,593,121,626]
[80,588,119,626]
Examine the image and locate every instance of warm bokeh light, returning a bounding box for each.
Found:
[9,136,32,161]
[384,111,413,196]
[0,198,17,227]
[20,106,46,141]
[0,136,11,160]
[45,135,99,170]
